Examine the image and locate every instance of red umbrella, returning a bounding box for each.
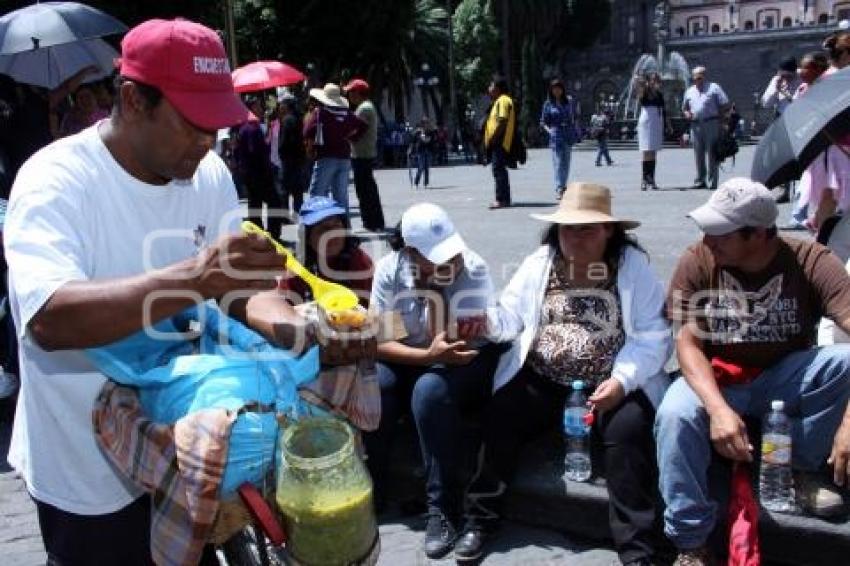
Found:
[231,60,306,93]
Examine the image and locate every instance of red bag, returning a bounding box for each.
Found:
[727,463,761,566]
[711,357,762,387]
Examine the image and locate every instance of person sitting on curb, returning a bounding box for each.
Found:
[365,203,503,559]
[278,195,373,306]
[454,183,672,566]
[658,177,850,566]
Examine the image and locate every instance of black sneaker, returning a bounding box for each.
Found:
[423,510,457,559]
[454,526,486,562]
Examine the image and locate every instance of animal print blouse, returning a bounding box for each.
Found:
[527,256,625,387]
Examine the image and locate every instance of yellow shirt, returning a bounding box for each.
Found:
[484,94,515,152]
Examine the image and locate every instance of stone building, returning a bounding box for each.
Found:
[561,1,847,133]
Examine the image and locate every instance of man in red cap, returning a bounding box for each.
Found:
[3,18,352,564]
[344,78,385,231]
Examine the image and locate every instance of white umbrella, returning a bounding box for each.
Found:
[0,1,127,54]
[0,37,117,89]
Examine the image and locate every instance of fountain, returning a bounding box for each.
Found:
[609,2,691,141]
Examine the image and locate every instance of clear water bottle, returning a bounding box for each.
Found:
[759,400,795,513]
[563,380,592,482]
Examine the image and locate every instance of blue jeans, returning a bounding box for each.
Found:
[363,343,504,514]
[550,144,572,193]
[654,345,850,549]
[308,157,351,215]
[414,151,430,187]
[596,138,613,166]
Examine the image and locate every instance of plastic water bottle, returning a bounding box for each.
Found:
[759,400,795,513]
[563,380,592,482]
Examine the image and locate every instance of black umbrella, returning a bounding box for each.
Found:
[751,66,850,188]
[0,2,127,55]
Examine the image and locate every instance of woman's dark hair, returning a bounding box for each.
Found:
[823,32,850,63]
[541,223,647,274]
[548,78,566,103]
[112,75,163,114]
[801,51,829,74]
[303,215,362,272]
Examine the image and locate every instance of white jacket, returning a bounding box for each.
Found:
[486,245,673,407]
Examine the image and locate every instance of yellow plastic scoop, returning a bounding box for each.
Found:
[242,221,359,313]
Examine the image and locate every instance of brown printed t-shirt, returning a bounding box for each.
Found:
[666,237,850,368]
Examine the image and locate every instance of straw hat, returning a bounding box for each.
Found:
[530,182,640,229]
[308,83,349,108]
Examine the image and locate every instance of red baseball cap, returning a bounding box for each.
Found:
[117,19,252,130]
[343,78,370,93]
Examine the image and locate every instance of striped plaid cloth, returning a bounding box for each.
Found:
[93,381,236,566]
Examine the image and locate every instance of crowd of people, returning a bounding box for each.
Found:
[6,13,850,566]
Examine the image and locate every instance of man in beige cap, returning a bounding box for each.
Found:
[682,66,730,191]
[658,177,850,565]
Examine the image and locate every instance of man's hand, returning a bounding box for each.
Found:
[194,233,284,300]
[683,110,693,121]
[588,378,625,414]
[828,417,850,486]
[427,331,478,365]
[709,406,753,462]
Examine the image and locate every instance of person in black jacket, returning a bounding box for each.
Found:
[277,94,306,221]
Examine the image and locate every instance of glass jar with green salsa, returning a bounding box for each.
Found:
[276,417,378,565]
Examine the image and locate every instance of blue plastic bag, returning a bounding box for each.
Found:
[86,303,320,496]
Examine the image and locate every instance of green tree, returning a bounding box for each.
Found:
[453,0,499,104]
[493,0,611,85]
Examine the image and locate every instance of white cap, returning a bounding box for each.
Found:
[401,203,466,264]
[688,177,778,236]
[771,400,785,411]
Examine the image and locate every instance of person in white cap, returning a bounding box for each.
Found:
[454,182,672,564]
[682,66,730,191]
[658,177,850,565]
[365,203,502,559]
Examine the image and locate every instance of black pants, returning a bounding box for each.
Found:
[490,146,511,205]
[281,159,305,216]
[244,173,284,239]
[34,495,220,566]
[351,158,385,231]
[471,365,658,564]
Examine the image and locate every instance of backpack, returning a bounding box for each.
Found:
[714,130,739,163]
[508,129,527,167]
[507,105,526,167]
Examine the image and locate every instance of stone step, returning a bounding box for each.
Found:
[385,419,850,565]
[504,432,850,566]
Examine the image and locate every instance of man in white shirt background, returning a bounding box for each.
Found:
[682,66,730,191]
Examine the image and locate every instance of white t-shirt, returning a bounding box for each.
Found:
[5,124,241,515]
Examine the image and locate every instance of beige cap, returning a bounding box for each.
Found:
[692,66,706,77]
[688,177,778,236]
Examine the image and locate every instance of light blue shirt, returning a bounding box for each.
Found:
[370,249,494,348]
[682,82,729,120]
